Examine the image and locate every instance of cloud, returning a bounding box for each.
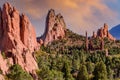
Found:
[46,0,78,9]
[45,0,119,35]
[0,0,119,36]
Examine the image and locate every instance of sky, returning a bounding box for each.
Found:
[0,0,120,36]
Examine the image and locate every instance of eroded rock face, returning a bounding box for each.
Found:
[0,3,38,76]
[39,9,66,46]
[86,24,116,51]
[97,23,116,41]
[20,14,38,52]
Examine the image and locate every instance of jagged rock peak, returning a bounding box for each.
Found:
[3,2,12,10]
[104,23,108,29]
[39,9,66,46]
[0,2,38,78]
[48,9,55,18]
[97,23,116,41]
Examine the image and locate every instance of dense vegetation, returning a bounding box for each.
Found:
[5,64,33,80]
[35,29,120,80]
[5,29,120,80]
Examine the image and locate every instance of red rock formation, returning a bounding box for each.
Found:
[97,23,116,41]
[20,14,38,52]
[0,3,38,77]
[92,31,96,38]
[39,9,66,46]
[85,31,89,51]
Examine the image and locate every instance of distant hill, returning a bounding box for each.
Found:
[109,24,120,40]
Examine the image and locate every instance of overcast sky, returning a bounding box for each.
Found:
[0,0,120,36]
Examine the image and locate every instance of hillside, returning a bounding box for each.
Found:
[35,28,120,80]
[109,24,120,40]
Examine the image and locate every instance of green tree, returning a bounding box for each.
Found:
[7,64,33,80]
[77,65,89,80]
[79,51,86,63]
[37,69,64,80]
[86,62,94,74]
[62,62,74,80]
[107,66,113,80]
[93,61,108,80]
[72,52,80,70]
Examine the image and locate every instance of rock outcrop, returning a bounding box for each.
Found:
[92,31,96,38]
[97,23,116,41]
[0,3,38,77]
[85,31,88,51]
[38,9,66,46]
[86,23,116,51]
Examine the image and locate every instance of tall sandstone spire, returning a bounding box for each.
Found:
[39,9,66,46]
[0,3,38,77]
[85,31,88,51]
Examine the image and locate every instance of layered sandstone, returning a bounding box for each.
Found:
[38,9,66,46]
[0,2,38,77]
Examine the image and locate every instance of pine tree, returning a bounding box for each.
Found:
[62,62,74,80]
[77,65,89,80]
[93,61,108,80]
